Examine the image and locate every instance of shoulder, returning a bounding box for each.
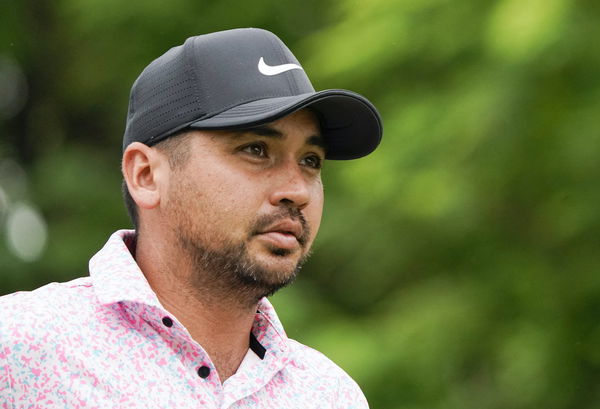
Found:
[287,339,369,408]
[287,338,350,377]
[0,277,98,366]
[0,278,107,402]
[0,277,95,337]
[0,276,93,308]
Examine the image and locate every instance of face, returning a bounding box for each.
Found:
[162,109,325,302]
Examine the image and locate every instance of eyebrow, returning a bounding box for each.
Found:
[233,125,327,151]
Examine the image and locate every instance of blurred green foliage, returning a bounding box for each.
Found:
[1,0,600,408]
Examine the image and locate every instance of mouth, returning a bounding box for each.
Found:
[265,220,302,239]
[255,219,305,250]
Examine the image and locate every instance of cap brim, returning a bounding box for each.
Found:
[187,90,382,160]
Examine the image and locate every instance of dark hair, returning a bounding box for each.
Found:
[121,131,192,231]
[122,180,139,229]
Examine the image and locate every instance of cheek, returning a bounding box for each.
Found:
[307,185,324,236]
[196,172,265,229]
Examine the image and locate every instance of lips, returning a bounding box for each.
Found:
[258,219,303,242]
[251,208,310,251]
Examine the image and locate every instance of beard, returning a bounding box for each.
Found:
[174,206,312,307]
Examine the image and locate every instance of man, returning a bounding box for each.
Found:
[0,28,382,408]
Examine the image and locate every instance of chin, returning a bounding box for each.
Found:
[232,256,301,301]
[253,251,303,283]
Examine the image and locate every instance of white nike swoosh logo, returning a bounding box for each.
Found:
[258,57,303,76]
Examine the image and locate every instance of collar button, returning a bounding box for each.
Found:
[197,365,211,379]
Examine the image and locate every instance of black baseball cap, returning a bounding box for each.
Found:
[123,28,382,160]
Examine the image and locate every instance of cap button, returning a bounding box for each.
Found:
[162,316,173,327]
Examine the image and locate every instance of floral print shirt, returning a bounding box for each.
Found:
[0,230,368,408]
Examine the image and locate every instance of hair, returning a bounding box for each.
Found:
[122,131,193,231]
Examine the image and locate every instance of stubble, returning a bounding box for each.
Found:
[175,206,312,308]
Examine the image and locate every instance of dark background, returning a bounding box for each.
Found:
[1,1,600,408]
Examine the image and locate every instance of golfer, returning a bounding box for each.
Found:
[0,28,382,408]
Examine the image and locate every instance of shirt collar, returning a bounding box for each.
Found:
[89,229,163,309]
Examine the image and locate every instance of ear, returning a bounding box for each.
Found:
[122,142,167,210]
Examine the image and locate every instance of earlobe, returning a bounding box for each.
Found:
[122,142,162,210]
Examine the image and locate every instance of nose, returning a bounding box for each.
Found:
[268,162,311,210]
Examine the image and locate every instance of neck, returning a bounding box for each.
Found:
[134,231,257,382]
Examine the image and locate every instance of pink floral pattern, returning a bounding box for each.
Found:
[0,230,368,408]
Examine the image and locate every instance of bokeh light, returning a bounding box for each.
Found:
[0,158,28,200]
[0,55,27,120]
[5,201,48,262]
[0,185,8,223]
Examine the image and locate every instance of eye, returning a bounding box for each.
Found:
[301,154,323,169]
[240,142,268,158]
